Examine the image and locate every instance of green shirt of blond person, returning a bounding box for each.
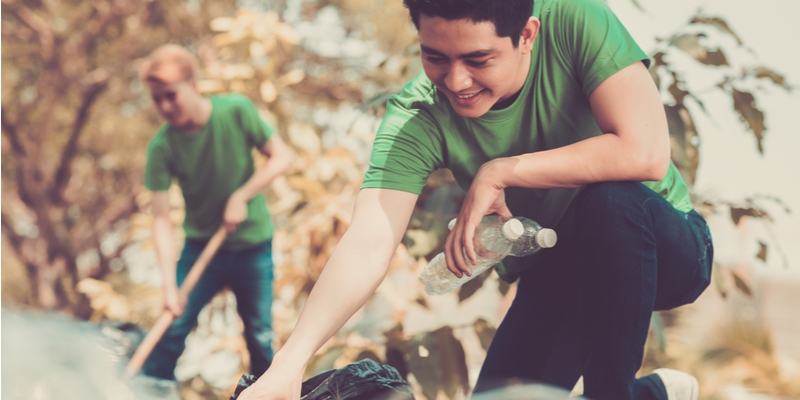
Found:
[138,45,293,381]
[240,1,712,399]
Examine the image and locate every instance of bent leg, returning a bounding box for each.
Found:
[573,182,712,400]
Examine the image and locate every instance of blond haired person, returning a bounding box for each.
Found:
[139,45,292,380]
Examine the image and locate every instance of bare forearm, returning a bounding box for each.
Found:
[274,231,393,368]
[153,217,177,288]
[235,153,292,201]
[270,188,417,372]
[496,132,669,190]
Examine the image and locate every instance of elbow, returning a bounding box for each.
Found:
[640,144,670,181]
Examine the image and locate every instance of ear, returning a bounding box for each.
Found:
[519,17,540,53]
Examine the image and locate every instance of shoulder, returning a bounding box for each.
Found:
[211,93,257,113]
[540,0,610,23]
[147,125,171,152]
[386,71,448,121]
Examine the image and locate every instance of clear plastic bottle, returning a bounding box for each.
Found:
[419,216,524,295]
[508,216,558,257]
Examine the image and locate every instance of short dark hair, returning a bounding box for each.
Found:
[403,0,534,47]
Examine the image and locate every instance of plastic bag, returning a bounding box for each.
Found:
[230,359,413,400]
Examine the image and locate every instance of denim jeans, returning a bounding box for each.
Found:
[142,240,275,380]
[474,182,713,400]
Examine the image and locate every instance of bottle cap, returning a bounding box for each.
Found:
[447,218,457,231]
[502,219,524,240]
[535,228,558,248]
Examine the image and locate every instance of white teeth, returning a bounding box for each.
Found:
[456,90,481,99]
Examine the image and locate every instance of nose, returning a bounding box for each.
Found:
[157,98,173,114]
[444,62,472,93]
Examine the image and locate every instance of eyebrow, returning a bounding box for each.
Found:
[420,44,496,59]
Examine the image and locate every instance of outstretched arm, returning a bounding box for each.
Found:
[238,187,419,400]
[447,61,670,276]
[224,134,293,232]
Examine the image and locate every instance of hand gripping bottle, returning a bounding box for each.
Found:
[419,216,524,295]
[508,216,558,257]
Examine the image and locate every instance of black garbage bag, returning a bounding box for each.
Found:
[230,359,414,400]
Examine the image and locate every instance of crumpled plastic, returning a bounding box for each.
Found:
[230,359,414,400]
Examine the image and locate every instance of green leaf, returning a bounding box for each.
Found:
[690,16,744,45]
[671,34,729,66]
[731,89,766,154]
[756,242,768,262]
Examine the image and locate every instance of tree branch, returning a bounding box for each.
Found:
[1,108,26,157]
[49,80,109,204]
[76,0,113,56]
[1,0,56,64]
[1,212,25,252]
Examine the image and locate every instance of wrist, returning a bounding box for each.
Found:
[230,189,250,204]
[271,349,309,373]
[483,157,514,189]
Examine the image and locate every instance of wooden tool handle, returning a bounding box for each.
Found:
[126,226,228,376]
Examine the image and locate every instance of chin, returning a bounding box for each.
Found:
[451,103,492,119]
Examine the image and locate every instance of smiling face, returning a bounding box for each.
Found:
[418,15,538,118]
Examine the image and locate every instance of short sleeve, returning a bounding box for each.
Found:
[361,96,443,194]
[235,96,275,148]
[555,0,650,97]
[144,136,172,191]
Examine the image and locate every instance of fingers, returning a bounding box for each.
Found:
[464,217,479,270]
[225,221,239,233]
[165,301,184,317]
[445,218,475,278]
[497,203,513,219]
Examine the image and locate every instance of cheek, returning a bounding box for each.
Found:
[422,63,446,84]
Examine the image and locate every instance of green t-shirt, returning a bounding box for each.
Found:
[362,0,693,281]
[145,94,275,249]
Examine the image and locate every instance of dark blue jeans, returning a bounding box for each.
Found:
[474,182,713,400]
[142,240,275,380]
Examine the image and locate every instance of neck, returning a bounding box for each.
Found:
[177,96,212,135]
[492,52,531,110]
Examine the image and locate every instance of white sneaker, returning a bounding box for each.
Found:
[653,368,699,400]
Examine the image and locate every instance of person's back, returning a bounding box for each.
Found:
[138,44,292,381]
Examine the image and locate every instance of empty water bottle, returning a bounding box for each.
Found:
[508,216,558,257]
[419,216,524,295]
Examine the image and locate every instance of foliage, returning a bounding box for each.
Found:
[1,0,236,314]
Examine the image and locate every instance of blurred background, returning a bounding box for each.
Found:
[1,0,798,399]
